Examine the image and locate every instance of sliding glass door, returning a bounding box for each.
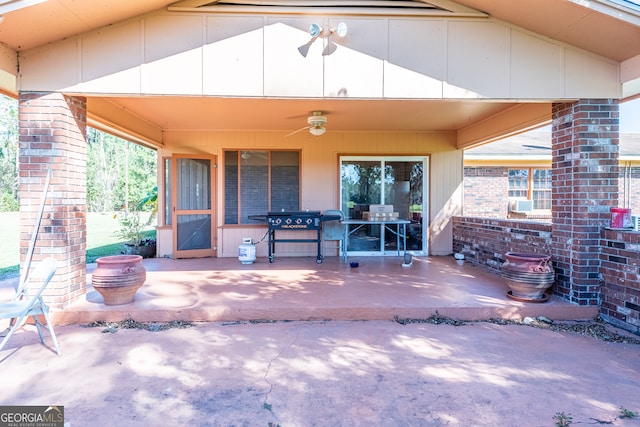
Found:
[340,156,428,256]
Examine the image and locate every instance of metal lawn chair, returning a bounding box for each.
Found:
[0,257,61,356]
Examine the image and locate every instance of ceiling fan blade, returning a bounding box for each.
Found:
[285,126,310,137]
[286,113,311,120]
[286,110,331,120]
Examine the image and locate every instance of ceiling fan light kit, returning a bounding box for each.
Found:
[286,111,328,137]
[309,124,326,136]
[307,112,327,127]
[309,126,326,136]
[307,111,327,136]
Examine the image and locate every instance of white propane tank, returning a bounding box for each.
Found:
[238,237,256,264]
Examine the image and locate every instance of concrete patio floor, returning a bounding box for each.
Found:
[2,256,639,426]
[50,254,597,325]
[2,318,640,426]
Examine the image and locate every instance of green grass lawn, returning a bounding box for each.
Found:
[0,212,155,278]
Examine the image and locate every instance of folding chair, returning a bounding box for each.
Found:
[0,257,61,356]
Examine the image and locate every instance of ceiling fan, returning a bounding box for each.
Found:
[286,111,328,137]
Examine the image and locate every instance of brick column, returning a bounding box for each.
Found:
[19,92,87,310]
[551,99,619,306]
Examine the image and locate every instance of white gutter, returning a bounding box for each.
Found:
[0,0,48,16]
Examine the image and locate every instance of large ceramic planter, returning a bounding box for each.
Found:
[501,252,554,302]
[92,255,146,305]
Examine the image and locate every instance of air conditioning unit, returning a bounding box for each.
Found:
[514,199,534,212]
[632,215,640,232]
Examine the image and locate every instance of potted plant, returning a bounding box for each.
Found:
[115,187,157,258]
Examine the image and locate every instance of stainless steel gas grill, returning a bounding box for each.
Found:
[249,211,342,263]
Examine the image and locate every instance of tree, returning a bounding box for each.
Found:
[122,142,157,210]
[0,96,18,211]
[87,128,121,211]
[0,93,157,213]
[86,128,157,212]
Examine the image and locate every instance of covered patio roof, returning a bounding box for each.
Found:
[0,0,639,148]
[2,0,639,61]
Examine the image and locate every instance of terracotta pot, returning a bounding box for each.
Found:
[92,255,146,305]
[502,252,554,301]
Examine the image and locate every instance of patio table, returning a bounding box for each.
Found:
[341,219,410,263]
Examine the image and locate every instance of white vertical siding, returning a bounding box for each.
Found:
[20,11,619,99]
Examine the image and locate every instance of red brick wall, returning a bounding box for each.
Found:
[551,99,619,306]
[600,229,640,334]
[19,92,87,309]
[463,167,509,218]
[453,218,640,334]
[452,216,553,274]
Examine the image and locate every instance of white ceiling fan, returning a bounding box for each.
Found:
[286,111,328,137]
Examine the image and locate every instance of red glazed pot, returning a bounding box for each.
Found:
[92,255,146,305]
